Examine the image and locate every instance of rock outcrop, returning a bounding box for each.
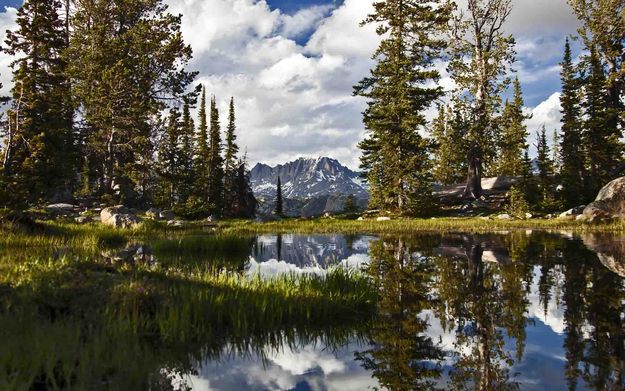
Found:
[582,177,625,221]
[100,206,142,229]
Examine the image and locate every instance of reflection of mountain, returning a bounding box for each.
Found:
[250,234,373,268]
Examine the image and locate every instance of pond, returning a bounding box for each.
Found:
[1,230,624,390]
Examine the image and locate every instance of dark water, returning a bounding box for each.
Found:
[2,231,625,390]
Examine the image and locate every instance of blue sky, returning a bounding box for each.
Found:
[0,0,581,167]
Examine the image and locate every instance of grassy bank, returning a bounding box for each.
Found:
[219,217,625,235]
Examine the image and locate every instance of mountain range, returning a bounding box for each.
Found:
[250,157,368,217]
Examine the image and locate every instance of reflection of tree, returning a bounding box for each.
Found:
[356,238,444,391]
[434,235,530,391]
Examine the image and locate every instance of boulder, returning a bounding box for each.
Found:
[159,210,175,221]
[101,243,154,266]
[497,214,512,220]
[145,207,161,220]
[75,216,93,224]
[559,205,586,219]
[100,206,142,229]
[45,203,78,215]
[376,217,391,222]
[582,177,625,221]
[167,220,186,228]
[481,176,518,191]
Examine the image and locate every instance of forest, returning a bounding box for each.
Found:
[0,0,623,220]
[358,0,624,217]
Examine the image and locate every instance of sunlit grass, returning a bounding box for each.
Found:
[218,217,625,234]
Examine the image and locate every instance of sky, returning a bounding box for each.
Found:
[0,0,582,169]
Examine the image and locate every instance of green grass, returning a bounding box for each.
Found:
[218,216,625,235]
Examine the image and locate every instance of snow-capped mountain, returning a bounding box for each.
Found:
[250,157,368,199]
[250,157,368,217]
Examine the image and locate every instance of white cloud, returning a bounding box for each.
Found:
[0,6,18,97]
[525,92,563,152]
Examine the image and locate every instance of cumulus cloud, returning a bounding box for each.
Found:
[525,92,563,152]
[0,6,18,97]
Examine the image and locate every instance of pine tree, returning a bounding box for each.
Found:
[494,78,530,176]
[157,109,181,208]
[223,97,240,216]
[432,105,466,185]
[4,0,75,203]
[551,129,562,175]
[178,97,195,204]
[194,86,210,201]
[354,0,451,215]
[67,0,196,203]
[583,48,622,199]
[448,0,516,199]
[275,176,283,216]
[535,126,560,212]
[559,39,585,207]
[207,96,224,214]
[568,0,624,150]
[231,156,257,218]
[344,194,357,214]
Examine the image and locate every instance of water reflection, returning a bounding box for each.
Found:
[1,231,625,389]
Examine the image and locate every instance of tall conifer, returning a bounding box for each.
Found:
[494,78,530,176]
[194,86,210,201]
[559,39,585,207]
[583,48,622,199]
[355,0,451,215]
[207,96,224,214]
[275,177,283,216]
[4,0,75,202]
[223,97,240,215]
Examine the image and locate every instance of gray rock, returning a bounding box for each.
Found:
[159,210,175,220]
[497,214,512,220]
[100,206,142,229]
[145,207,161,220]
[45,203,78,215]
[582,177,625,222]
[101,243,154,266]
[74,216,93,224]
[166,220,186,228]
[376,216,391,222]
[559,205,586,219]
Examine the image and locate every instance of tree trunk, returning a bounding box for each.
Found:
[464,144,483,199]
[2,114,14,176]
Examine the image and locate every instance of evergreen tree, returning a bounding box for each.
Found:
[583,48,622,199]
[207,96,224,214]
[559,39,585,207]
[67,0,196,203]
[568,0,624,150]
[223,97,240,216]
[432,105,466,185]
[157,109,181,208]
[494,78,530,176]
[275,176,283,216]
[355,0,451,215]
[4,0,75,203]
[230,157,257,218]
[535,126,560,212]
[344,194,357,214]
[551,129,562,175]
[178,98,195,204]
[194,86,210,201]
[448,0,516,199]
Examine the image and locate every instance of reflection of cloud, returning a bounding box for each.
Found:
[246,258,326,278]
[527,266,565,334]
[189,341,378,391]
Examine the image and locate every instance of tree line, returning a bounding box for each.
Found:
[0,0,256,218]
[358,0,624,216]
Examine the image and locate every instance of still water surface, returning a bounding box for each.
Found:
[2,231,625,390]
